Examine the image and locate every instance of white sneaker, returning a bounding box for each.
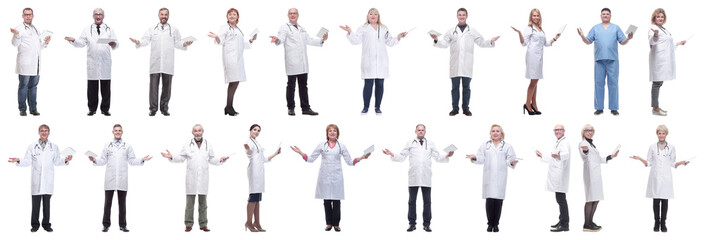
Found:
[652,109,667,116]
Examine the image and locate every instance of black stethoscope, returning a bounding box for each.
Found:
[154,23,172,37]
[413,138,428,150]
[485,140,505,151]
[24,23,39,35]
[452,25,469,35]
[250,138,261,152]
[190,139,209,152]
[554,136,566,151]
[229,25,244,36]
[286,23,305,34]
[324,141,340,153]
[657,142,670,157]
[90,23,110,37]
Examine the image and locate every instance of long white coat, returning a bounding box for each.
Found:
[136,23,187,75]
[216,25,251,83]
[246,138,270,193]
[644,143,676,199]
[540,136,570,193]
[275,23,323,75]
[12,23,48,76]
[522,26,552,79]
[648,25,676,82]
[169,139,222,195]
[346,24,399,79]
[307,142,355,200]
[93,141,143,191]
[69,23,119,80]
[579,140,608,202]
[472,141,516,199]
[434,25,494,78]
[16,140,69,195]
[390,138,448,187]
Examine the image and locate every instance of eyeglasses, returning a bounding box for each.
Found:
[93,14,104,16]
[584,129,595,133]
[553,128,564,132]
[23,14,33,17]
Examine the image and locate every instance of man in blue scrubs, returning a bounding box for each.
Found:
[578,8,633,116]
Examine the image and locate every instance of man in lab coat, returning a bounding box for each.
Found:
[270,8,328,116]
[536,124,571,232]
[382,124,454,232]
[161,124,229,232]
[65,8,119,116]
[11,8,51,116]
[129,8,193,116]
[430,8,499,117]
[89,124,152,232]
[8,124,73,232]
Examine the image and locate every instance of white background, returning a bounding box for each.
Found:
[1,0,701,240]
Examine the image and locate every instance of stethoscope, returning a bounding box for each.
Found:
[657,142,670,157]
[154,23,172,37]
[33,141,51,152]
[368,24,390,40]
[286,23,305,34]
[324,141,340,153]
[190,138,209,152]
[249,138,261,152]
[485,140,505,151]
[229,25,244,36]
[554,136,566,151]
[24,23,39,35]
[413,138,428,150]
[90,23,110,37]
[452,25,469,35]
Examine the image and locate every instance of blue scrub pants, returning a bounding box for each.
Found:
[594,60,619,110]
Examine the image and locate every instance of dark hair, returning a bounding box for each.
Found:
[38,124,49,132]
[23,8,33,14]
[601,8,611,13]
[113,124,122,129]
[159,7,169,14]
[249,124,261,131]
[457,8,467,14]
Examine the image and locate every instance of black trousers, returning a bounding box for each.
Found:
[653,198,669,221]
[87,79,111,112]
[149,73,173,112]
[286,74,311,110]
[485,198,504,227]
[408,186,432,227]
[103,190,127,228]
[31,194,52,230]
[556,192,569,226]
[323,200,341,226]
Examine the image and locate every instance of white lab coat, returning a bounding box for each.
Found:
[472,141,516,199]
[93,140,143,191]
[136,23,187,75]
[540,136,570,193]
[12,23,48,76]
[215,25,251,83]
[346,24,399,79]
[644,142,676,199]
[69,23,119,80]
[16,140,69,195]
[390,138,448,187]
[275,23,323,75]
[246,138,271,193]
[648,25,676,82]
[522,26,552,79]
[579,140,608,202]
[169,139,222,195]
[434,25,494,78]
[307,142,355,200]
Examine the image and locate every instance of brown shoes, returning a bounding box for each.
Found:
[200,226,210,232]
[185,226,192,232]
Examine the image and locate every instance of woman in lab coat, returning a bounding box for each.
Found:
[291,124,370,232]
[630,125,689,232]
[243,124,281,232]
[648,8,686,116]
[579,124,619,232]
[340,8,407,115]
[208,8,257,116]
[466,124,518,232]
[510,9,560,115]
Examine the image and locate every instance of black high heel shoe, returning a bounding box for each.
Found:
[531,104,542,115]
[523,104,536,115]
[224,107,239,116]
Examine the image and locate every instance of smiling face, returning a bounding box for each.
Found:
[367,9,379,24]
[250,126,260,139]
[159,9,169,24]
[22,9,33,25]
[93,9,104,25]
[657,130,667,142]
[327,128,338,141]
[553,124,565,139]
[654,13,665,26]
[531,10,541,26]
[584,127,595,139]
[457,10,467,25]
[113,126,123,140]
[227,10,238,25]
[601,10,611,23]
[490,126,503,141]
[288,8,299,24]
[325,125,339,141]
[38,126,49,141]
[192,125,203,141]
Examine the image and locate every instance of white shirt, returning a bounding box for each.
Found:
[390,138,448,187]
[579,140,608,202]
[215,25,251,83]
[346,24,399,79]
[246,138,270,193]
[275,23,323,75]
[472,141,516,199]
[169,139,222,195]
[522,26,552,79]
[306,142,355,200]
[16,140,69,195]
[648,25,676,82]
[644,142,677,199]
[540,136,570,193]
[69,23,119,80]
[12,23,48,76]
[136,23,187,75]
[434,25,494,78]
[93,140,143,191]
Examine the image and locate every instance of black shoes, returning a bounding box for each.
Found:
[224,107,238,116]
[463,109,472,116]
[583,223,601,232]
[161,111,170,116]
[449,109,459,116]
[102,111,111,116]
[594,110,604,115]
[325,225,332,231]
[45,227,53,232]
[660,219,667,232]
[120,227,129,232]
[88,111,96,116]
[30,228,38,232]
[551,224,569,232]
[423,226,432,232]
[333,226,341,232]
[486,225,499,232]
[20,111,27,116]
[149,111,156,116]
[288,109,295,116]
[302,109,319,115]
[531,104,542,115]
[654,220,660,232]
[611,110,619,116]
[30,110,40,116]
[523,104,536,115]
[407,225,416,232]
[102,227,109,232]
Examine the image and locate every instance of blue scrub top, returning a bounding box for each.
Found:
[586,23,627,61]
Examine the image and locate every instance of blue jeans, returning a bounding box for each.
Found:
[451,77,471,110]
[18,75,40,111]
[594,60,619,110]
[362,78,384,110]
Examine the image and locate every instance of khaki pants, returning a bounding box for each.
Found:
[185,195,207,227]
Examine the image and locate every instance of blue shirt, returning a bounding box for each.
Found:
[586,23,626,61]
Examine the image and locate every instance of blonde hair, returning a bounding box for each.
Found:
[656,125,669,135]
[581,124,594,139]
[366,8,383,26]
[326,124,340,140]
[489,124,505,141]
[650,8,667,25]
[527,8,542,31]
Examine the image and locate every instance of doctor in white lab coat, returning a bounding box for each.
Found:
[578,124,618,232]
[535,124,570,232]
[431,8,499,116]
[630,125,689,232]
[8,124,72,232]
[242,124,281,232]
[648,8,687,116]
[208,8,256,116]
[161,124,228,232]
[11,8,51,116]
[270,8,327,116]
[129,8,193,116]
[382,124,452,232]
[291,124,369,232]
[466,124,518,232]
[89,124,152,232]
[340,8,406,114]
[65,8,119,116]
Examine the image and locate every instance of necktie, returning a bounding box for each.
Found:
[419,140,424,146]
[161,25,164,30]
[97,25,101,35]
[294,24,298,30]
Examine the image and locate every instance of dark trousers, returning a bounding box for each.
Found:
[653,198,669,221]
[103,190,127,228]
[149,73,173,112]
[286,74,311,110]
[323,200,341,226]
[485,198,504,227]
[555,192,569,226]
[450,77,471,110]
[362,78,384,110]
[408,186,431,227]
[87,79,111,112]
[31,194,52,230]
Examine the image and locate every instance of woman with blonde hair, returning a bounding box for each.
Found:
[648,8,687,116]
[579,124,619,232]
